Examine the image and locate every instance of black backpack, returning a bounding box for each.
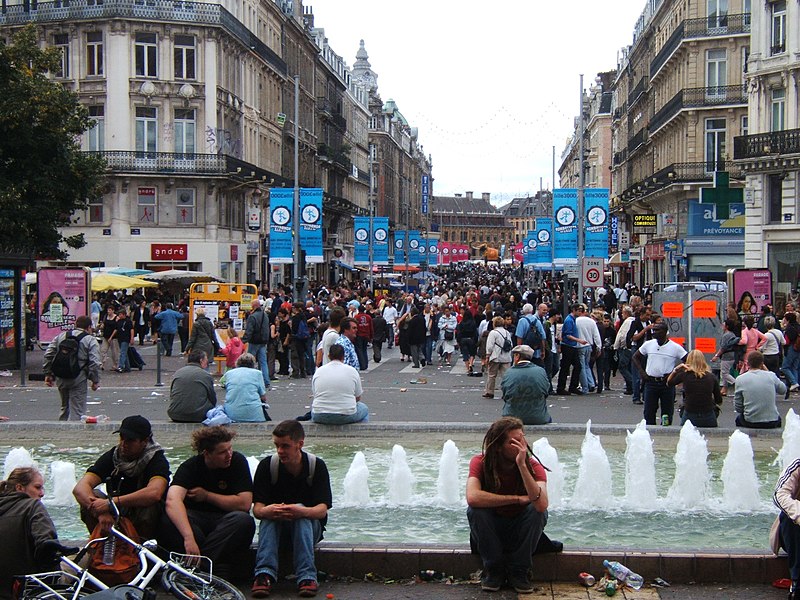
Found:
[51,332,88,379]
[522,315,543,349]
[497,332,513,353]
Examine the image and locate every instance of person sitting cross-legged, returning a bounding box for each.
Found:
[309,345,369,425]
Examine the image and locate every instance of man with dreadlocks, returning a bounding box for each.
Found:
[73,415,170,540]
[466,417,548,593]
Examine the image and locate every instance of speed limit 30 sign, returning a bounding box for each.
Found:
[582,257,605,288]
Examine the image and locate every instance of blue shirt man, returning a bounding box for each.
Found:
[335,317,360,369]
[556,304,585,395]
[155,303,183,357]
[514,304,546,363]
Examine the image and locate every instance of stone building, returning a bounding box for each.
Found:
[430,192,514,261]
[500,191,553,246]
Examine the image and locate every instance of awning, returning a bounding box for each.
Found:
[392,265,420,273]
[334,260,355,272]
[608,252,629,266]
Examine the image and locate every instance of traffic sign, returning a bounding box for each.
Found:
[582,257,604,288]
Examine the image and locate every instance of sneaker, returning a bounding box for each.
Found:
[251,574,273,598]
[791,384,800,392]
[297,579,318,597]
[480,574,503,592]
[507,572,533,594]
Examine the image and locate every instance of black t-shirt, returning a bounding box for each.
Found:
[87,447,171,497]
[252,453,332,527]
[172,452,252,513]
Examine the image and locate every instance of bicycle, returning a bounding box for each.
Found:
[18,500,244,600]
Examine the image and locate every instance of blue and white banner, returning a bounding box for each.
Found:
[373,217,390,265]
[299,188,323,263]
[427,235,439,267]
[353,216,370,265]
[268,188,294,264]
[421,175,430,214]
[524,232,535,266]
[408,230,421,266]
[534,218,553,269]
[393,230,406,265]
[584,188,609,259]
[553,189,578,265]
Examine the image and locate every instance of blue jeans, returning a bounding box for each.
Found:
[617,348,633,393]
[643,379,675,425]
[424,337,434,364]
[631,360,642,402]
[249,343,270,389]
[578,345,594,391]
[254,511,323,583]
[311,402,369,424]
[354,337,369,370]
[118,340,130,370]
[782,346,800,387]
[160,333,175,356]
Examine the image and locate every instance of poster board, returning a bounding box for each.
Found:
[37,267,91,344]
[188,283,258,346]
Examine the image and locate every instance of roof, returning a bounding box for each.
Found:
[430,195,498,215]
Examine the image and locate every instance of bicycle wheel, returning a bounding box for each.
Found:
[161,569,244,600]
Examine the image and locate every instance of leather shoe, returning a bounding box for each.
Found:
[482,393,494,399]
[555,389,571,396]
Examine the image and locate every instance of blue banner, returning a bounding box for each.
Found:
[353,216,370,265]
[687,200,745,237]
[373,217,390,265]
[408,230,421,266]
[584,188,609,259]
[534,218,553,269]
[393,230,406,265]
[553,189,578,265]
[427,237,438,266]
[421,175,430,214]
[268,188,294,264]
[299,188,323,263]
[524,232,534,266]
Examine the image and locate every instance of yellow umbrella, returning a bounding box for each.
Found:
[91,272,159,292]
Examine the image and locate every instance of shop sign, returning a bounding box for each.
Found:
[151,243,187,260]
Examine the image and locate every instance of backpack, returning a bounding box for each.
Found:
[496,332,512,353]
[50,332,88,379]
[295,318,310,341]
[270,451,316,486]
[522,315,543,349]
[87,516,142,585]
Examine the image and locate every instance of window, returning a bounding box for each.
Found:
[87,105,104,151]
[707,0,728,28]
[88,197,104,223]
[768,174,783,224]
[173,35,195,80]
[174,108,195,154]
[176,188,195,224]
[743,0,751,25]
[137,187,157,223]
[54,33,69,78]
[741,115,748,137]
[705,118,726,172]
[771,1,786,55]
[135,33,157,77]
[135,107,157,153]
[86,32,103,76]
[705,49,727,96]
[771,88,785,132]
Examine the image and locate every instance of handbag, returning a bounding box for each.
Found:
[444,330,454,341]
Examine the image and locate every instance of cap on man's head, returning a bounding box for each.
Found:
[113,415,152,440]
[511,344,534,360]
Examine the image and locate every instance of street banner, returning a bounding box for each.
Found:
[269,188,294,264]
[534,218,553,269]
[299,188,323,262]
[553,189,578,265]
[408,230,421,266]
[393,230,406,266]
[353,216,370,265]
[373,217,390,265]
[427,234,439,267]
[584,188,609,259]
[514,243,523,263]
[524,233,534,266]
[440,241,451,265]
[460,244,469,262]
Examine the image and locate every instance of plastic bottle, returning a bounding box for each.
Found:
[604,579,617,596]
[102,536,116,565]
[603,560,644,590]
[80,415,110,424]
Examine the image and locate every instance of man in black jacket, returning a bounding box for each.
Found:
[243,298,271,389]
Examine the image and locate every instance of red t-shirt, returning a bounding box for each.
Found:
[469,454,547,518]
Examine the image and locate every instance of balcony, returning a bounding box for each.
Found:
[627,128,648,155]
[734,128,800,160]
[628,76,649,107]
[87,151,227,174]
[0,0,287,76]
[650,13,750,79]
[316,98,347,131]
[619,161,745,203]
[649,84,747,133]
[613,149,628,167]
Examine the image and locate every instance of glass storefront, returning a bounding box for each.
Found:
[769,243,800,315]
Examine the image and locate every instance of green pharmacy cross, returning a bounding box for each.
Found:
[700,171,743,220]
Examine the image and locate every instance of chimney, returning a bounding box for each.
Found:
[465,191,473,200]
[482,192,490,202]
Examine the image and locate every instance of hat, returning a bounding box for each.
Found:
[113,415,152,440]
[511,344,535,360]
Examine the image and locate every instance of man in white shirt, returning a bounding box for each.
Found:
[382,302,398,349]
[613,306,635,396]
[576,306,602,393]
[311,344,368,424]
[632,322,687,425]
[320,307,346,366]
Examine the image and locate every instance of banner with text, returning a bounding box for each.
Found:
[439,241,451,265]
[393,230,406,266]
[534,218,553,269]
[353,217,370,264]
[299,188,323,262]
[408,230,421,266]
[584,188,609,259]
[553,189,578,265]
[268,188,294,264]
[373,217,390,265]
[427,234,439,266]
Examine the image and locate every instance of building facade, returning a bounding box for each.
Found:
[610,0,751,285]
[430,192,514,261]
[500,191,553,246]
[734,0,800,313]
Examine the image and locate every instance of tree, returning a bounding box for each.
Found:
[0,25,106,260]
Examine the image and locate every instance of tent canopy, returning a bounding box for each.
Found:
[92,272,158,292]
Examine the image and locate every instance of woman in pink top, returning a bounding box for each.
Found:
[221,327,245,370]
[740,315,766,372]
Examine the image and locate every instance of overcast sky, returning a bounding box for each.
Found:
[309,1,647,206]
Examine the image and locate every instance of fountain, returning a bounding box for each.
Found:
[531,438,563,508]
[342,451,371,505]
[721,430,760,511]
[48,461,77,506]
[386,444,414,505]
[3,446,36,477]
[776,409,800,472]
[624,420,657,509]
[571,420,613,509]
[435,440,460,505]
[667,421,711,508]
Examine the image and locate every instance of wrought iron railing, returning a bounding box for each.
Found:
[627,128,648,154]
[619,161,745,202]
[627,76,648,107]
[649,84,746,133]
[734,128,800,159]
[86,150,227,174]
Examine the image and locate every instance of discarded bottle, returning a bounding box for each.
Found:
[418,570,444,581]
[81,415,109,424]
[578,572,595,587]
[603,560,644,590]
[604,579,617,596]
[102,536,116,565]
[661,414,670,426]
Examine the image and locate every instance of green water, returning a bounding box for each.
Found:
[1,441,781,551]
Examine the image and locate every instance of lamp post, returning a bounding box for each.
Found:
[368,144,375,295]
[292,75,307,302]
[577,74,586,305]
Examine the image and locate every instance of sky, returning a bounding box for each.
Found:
[309,1,648,206]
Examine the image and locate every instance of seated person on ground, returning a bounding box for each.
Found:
[220,352,269,422]
[73,415,169,540]
[734,350,786,429]
[310,344,368,424]
[251,420,332,598]
[501,345,551,425]
[167,350,216,423]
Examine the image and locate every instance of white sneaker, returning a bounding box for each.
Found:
[791,384,800,392]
